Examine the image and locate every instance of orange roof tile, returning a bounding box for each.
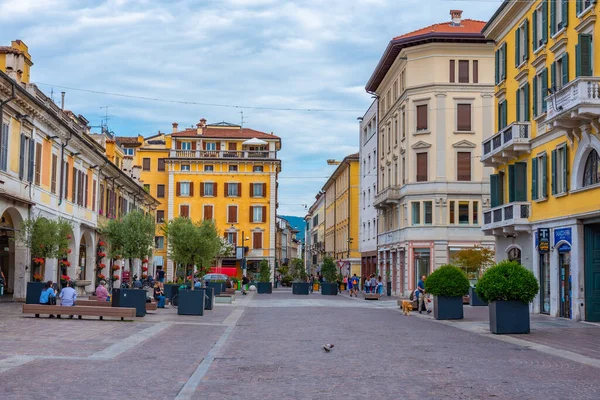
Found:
[172,127,280,140]
[393,19,486,40]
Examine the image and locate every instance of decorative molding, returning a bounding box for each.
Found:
[575,14,596,34]
[452,140,477,148]
[411,140,431,149]
[549,37,568,55]
[530,52,547,72]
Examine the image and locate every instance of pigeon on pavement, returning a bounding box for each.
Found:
[323,344,334,352]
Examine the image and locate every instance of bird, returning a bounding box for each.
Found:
[323,344,334,352]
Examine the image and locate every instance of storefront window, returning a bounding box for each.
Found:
[414,249,430,288]
[559,251,571,319]
[539,253,550,314]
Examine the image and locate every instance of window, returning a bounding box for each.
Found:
[449,201,455,224]
[227,205,238,223]
[157,184,165,198]
[203,205,213,220]
[205,142,216,151]
[181,142,191,151]
[533,4,548,51]
[416,105,428,131]
[515,20,529,67]
[156,210,165,223]
[124,148,135,156]
[0,123,9,171]
[158,158,165,172]
[202,182,215,196]
[497,100,508,130]
[180,205,189,218]
[51,154,57,194]
[495,43,507,84]
[532,153,548,200]
[516,84,530,122]
[402,156,406,184]
[19,134,34,181]
[401,107,406,139]
[227,183,239,197]
[179,182,191,196]
[312,215,319,227]
[204,165,214,171]
[473,201,479,225]
[551,53,569,91]
[582,149,600,187]
[253,165,264,172]
[457,104,471,131]
[416,153,428,182]
[577,0,595,15]
[227,232,237,246]
[458,202,469,224]
[143,184,150,193]
[490,172,506,208]
[253,232,263,249]
[508,162,528,202]
[252,183,265,197]
[552,145,569,194]
[576,34,593,77]
[154,236,164,249]
[457,152,471,181]
[458,60,469,83]
[473,60,478,83]
[34,143,42,185]
[142,158,150,171]
[449,60,455,83]
[181,164,190,172]
[550,0,568,36]
[229,165,238,172]
[412,202,421,225]
[424,201,432,225]
[252,206,263,223]
[394,118,398,145]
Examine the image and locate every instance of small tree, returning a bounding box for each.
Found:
[451,246,495,280]
[291,258,306,281]
[321,256,337,283]
[258,259,271,283]
[196,220,223,278]
[121,210,155,287]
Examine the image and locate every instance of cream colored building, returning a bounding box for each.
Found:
[305,191,325,274]
[365,10,495,295]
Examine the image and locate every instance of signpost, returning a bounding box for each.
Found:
[538,228,550,253]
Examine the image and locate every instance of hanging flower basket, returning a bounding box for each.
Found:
[66,234,72,240]
[97,274,106,280]
[60,275,71,284]
[114,255,122,260]
[97,252,106,258]
[33,257,45,265]
[111,275,119,281]
[59,260,71,267]
[142,259,149,264]
[112,265,121,271]
[141,274,148,279]
[32,273,43,282]
[142,266,148,272]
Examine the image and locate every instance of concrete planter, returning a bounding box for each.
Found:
[163,284,180,301]
[386,282,392,297]
[26,282,47,304]
[177,290,205,316]
[489,300,530,334]
[321,283,338,296]
[111,288,147,317]
[257,282,272,294]
[292,282,310,295]
[469,287,487,306]
[433,296,464,320]
[196,288,213,310]
[207,282,223,296]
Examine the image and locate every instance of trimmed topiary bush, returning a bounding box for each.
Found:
[476,260,538,304]
[424,265,470,297]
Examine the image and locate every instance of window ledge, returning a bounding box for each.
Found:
[570,183,600,194]
[414,130,431,136]
[551,27,567,41]
[553,192,568,198]
[534,197,548,203]
[534,112,547,123]
[517,60,528,70]
[577,5,595,20]
[533,44,546,56]
[454,130,475,135]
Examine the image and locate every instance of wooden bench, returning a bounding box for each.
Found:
[363,293,381,300]
[225,288,236,295]
[23,304,136,321]
[77,299,158,311]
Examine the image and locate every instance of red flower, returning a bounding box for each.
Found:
[66,234,72,240]
[97,252,106,258]
[67,249,72,254]
[142,274,148,279]
[142,259,149,263]
[99,263,106,269]
[111,275,119,281]
[112,265,121,271]
[99,241,106,246]
[97,274,106,280]
[60,274,71,281]
[142,266,148,272]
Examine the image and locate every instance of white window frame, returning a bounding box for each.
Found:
[556,145,567,194]
[204,165,214,171]
[181,142,192,151]
[253,165,264,172]
[155,236,165,249]
[253,206,263,223]
[180,182,190,196]
[252,183,264,197]
[181,164,190,172]
[517,23,527,67]
[229,165,238,172]
[204,182,215,196]
[124,148,135,156]
[414,100,430,134]
[227,183,239,197]
[205,142,216,151]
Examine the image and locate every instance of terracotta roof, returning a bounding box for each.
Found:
[0,46,23,55]
[172,127,280,140]
[116,136,140,145]
[393,19,486,40]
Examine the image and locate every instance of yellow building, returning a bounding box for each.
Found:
[0,40,33,84]
[482,0,600,321]
[123,120,282,281]
[323,154,360,276]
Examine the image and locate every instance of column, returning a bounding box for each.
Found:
[435,93,447,180]
[13,243,28,301]
[572,222,585,321]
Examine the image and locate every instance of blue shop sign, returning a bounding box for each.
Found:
[554,228,572,252]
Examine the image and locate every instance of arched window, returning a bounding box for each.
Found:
[583,149,600,187]
[507,247,521,265]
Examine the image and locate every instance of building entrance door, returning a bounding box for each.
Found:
[414,249,430,288]
[539,253,550,314]
[584,224,600,322]
[559,251,571,319]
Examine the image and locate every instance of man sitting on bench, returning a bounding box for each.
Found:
[59,281,77,319]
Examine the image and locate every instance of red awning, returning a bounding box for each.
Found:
[210,267,238,277]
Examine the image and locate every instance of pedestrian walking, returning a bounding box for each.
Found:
[417,275,431,314]
[0,269,5,297]
[349,274,359,297]
[59,281,77,318]
[376,276,383,295]
[156,266,165,288]
[370,275,377,294]
[342,274,348,291]
[364,277,371,294]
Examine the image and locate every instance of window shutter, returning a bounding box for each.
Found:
[216,142,221,151]
[551,149,557,195]
[516,89,521,121]
[237,182,242,196]
[457,104,471,131]
[92,179,97,211]
[508,164,515,202]
[542,153,548,198]
[580,34,593,77]
[253,232,262,249]
[203,142,207,150]
[542,1,549,43]
[229,142,237,151]
[498,172,505,206]
[72,167,77,203]
[551,62,556,90]
[204,205,213,220]
[84,174,89,207]
[176,141,181,150]
[562,52,569,85]
[533,77,538,116]
[19,134,25,179]
[262,206,267,223]
[473,60,478,83]
[577,0,581,15]
[28,140,35,182]
[224,182,228,197]
[495,50,499,84]
[416,153,427,182]
[524,83,530,121]
[416,105,427,130]
[562,0,568,28]
[200,182,205,196]
[550,0,556,35]
[502,100,508,128]
[533,9,538,49]
[64,163,69,198]
[515,28,521,66]
[191,141,196,150]
[491,174,499,208]
[532,157,538,200]
[576,43,581,77]
[515,162,528,202]
[563,145,569,192]
[457,152,471,181]
[51,154,57,193]
[176,182,181,196]
[249,182,254,198]
[523,19,529,60]
[158,158,165,171]
[213,182,217,196]
[189,182,194,197]
[449,60,455,82]
[502,43,507,80]
[458,60,469,83]
[262,183,267,197]
[249,206,254,223]
[228,206,237,223]
[542,69,548,112]
[497,103,502,131]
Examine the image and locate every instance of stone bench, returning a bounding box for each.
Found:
[23,304,136,321]
[214,295,233,304]
[364,294,381,300]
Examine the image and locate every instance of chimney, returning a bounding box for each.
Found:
[172,122,178,133]
[450,10,463,26]
[197,118,207,135]
[61,92,65,110]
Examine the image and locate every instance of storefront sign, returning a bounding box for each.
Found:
[538,228,550,253]
[554,228,572,252]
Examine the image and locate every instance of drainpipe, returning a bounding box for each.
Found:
[345,159,351,272]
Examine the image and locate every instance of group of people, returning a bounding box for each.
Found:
[341,274,384,297]
[38,280,77,318]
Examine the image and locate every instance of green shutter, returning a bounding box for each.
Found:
[524,19,529,60]
[508,164,515,202]
[524,82,530,121]
[515,162,527,202]
[580,34,593,77]
[516,89,521,122]
[542,69,548,113]
[533,77,538,117]
[532,157,538,200]
[550,0,556,36]
[542,153,548,198]
[502,43,507,80]
[562,0,568,28]
[563,145,569,192]
[576,43,581,77]
[533,11,538,49]
[490,174,499,208]
[515,28,521,67]
[551,149,557,195]
[562,52,569,85]
[542,1,549,43]
[577,0,582,15]
[495,49,499,84]
[502,100,508,129]
[551,61,556,90]
[498,172,505,206]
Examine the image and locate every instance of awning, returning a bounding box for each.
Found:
[210,267,238,277]
[242,137,268,145]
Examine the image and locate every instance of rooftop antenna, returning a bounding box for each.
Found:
[100,106,113,134]
[50,87,55,103]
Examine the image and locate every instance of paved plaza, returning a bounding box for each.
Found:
[1,290,600,400]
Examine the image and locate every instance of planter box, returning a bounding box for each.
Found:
[163,284,180,301]
[196,288,214,310]
[207,282,223,296]
[111,288,147,317]
[433,296,464,320]
[469,287,487,306]
[225,288,236,295]
[489,300,530,334]
[177,290,205,316]
[257,282,273,294]
[26,282,47,304]
[321,283,338,296]
[292,282,310,295]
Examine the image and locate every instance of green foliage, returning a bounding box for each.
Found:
[281,275,293,286]
[291,258,306,281]
[277,265,289,276]
[101,218,126,259]
[476,260,539,303]
[451,246,495,279]
[18,216,73,260]
[258,259,271,283]
[196,220,223,276]
[424,265,470,297]
[321,256,337,283]
[121,210,155,261]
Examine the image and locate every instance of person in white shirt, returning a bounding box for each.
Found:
[59,281,77,318]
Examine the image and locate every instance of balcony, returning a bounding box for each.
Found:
[546,77,600,126]
[378,229,401,246]
[169,150,277,159]
[481,122,531,167]
[373,186,401,208]
[482,202,531,236]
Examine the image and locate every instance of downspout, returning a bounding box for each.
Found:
[345,160,351,270]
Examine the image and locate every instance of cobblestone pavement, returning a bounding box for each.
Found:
[1,290,599,400]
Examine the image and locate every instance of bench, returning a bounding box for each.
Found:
[89,295,98,300]
[214,295,233,304]
[77,299,158,311]
[363,294,381,300]
[23,304,136,321]
[225,288,236,295]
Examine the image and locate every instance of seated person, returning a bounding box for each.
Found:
[95,280,110,301]
[153,283,166,308]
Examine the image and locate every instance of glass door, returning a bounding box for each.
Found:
[559,252,571,319]
[414,249,430,288]
[539,253,551,314]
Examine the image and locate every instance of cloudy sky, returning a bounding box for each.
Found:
[0,0,499,217]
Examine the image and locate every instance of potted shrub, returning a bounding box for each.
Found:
[476,260,538,334]
[425,265,470,320]
[256,260,273,294]
[281,275,293,287]
[320,257,338,296]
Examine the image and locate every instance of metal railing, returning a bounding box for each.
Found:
[482,202,530,230]
[170,150,276,159]
[482,122,530,158]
